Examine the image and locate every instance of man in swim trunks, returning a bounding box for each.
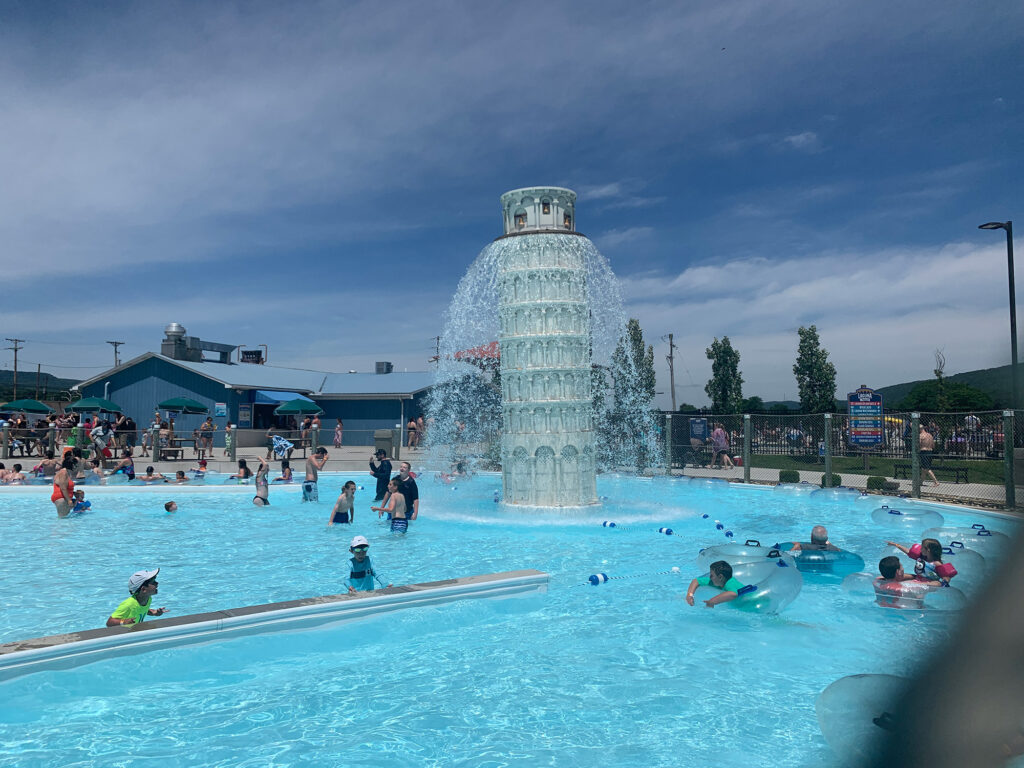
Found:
[919,425,939,486]
[328,480,356,526]
[685,560,745,608]
[303,446,328,502]
[107,568,168,627]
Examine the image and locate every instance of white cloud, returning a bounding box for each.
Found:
[782,131,822,152]
[594,227,655,250]
[620,241,1010,406]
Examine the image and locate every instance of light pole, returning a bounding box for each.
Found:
[979,221,1016,410]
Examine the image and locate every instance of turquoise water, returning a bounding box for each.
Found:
[0,475,1017,767]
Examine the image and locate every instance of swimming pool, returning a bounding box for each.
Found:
[0,475,1018,766]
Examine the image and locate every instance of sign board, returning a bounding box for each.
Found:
[238,404,252,429]
[689,418,708,442]
[214,402,227,418]
[848,386,883,446]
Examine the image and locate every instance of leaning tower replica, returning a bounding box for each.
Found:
[497,187,597,506]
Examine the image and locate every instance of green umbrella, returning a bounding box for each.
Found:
[66,396,123,413]
[157,397,210,415]
[273,398,323,416]
[0,398,54,414]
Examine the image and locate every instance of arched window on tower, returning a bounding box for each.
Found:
[515,208,527,229]
[542,198,551,215]
[563,213,572,229]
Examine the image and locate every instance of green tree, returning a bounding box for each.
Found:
[705,336,743,413]
[676,402,699,412]
[898,380,994,411]
[793,325,837,413]
[740,395,765,413]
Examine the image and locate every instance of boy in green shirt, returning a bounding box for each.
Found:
[685,560,745,608]
[107,568,169,627]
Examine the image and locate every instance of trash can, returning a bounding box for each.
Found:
[374,429,394,457]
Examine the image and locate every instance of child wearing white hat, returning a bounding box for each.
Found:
[106,569,169,627]
[347,536,391,594]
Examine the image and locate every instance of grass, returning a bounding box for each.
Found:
[747,453,1006,486]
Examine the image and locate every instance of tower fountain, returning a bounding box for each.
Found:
[428,186,656,509]
[497,187,597,506]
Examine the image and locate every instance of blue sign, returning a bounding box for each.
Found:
[848,386,883,446]
[214,402,227,418]
[690,418,708,441]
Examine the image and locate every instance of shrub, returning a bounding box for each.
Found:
[821,473,842,488]
[779,469,800,483]
[866,476,888,491]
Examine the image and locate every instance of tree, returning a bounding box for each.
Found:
[740,396,765,413]
[676,403,699,412]
[933,349,950,412]
[705,336,743,413]
[792,325,837,413]
[898,381,994,411]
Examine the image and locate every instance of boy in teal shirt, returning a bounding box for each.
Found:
[107,568,169,627]
[685,560,745,608]
[346,536,391,594]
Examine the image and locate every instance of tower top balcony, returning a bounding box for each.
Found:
[500,187,577,236]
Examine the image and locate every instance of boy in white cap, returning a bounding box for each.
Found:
[346,536,391,594]
[106,569,169,627]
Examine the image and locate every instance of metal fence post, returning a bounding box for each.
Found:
[48,424,56,453]
[1004,410,1016,509]
[743,414,751,483]
[228,425,237,462]
[911,413,921,498]
[665,414,673,475]
[823,413,833,487]
[312,426,320,450]
[1,423,8,460]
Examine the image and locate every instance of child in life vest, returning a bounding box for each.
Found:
[885,537,957,586]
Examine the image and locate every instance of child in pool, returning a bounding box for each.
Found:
[346,536,391,593]
[71,489,92,512]
[873,555,921,608]
[328,480,356,526]
[886,537,957,586]
[273,459,293,483]
[685,560,745,608]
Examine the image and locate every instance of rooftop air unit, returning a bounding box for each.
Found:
[375,361,393,374]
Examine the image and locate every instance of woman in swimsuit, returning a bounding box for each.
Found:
[110,449,136,481]
[51,455,76,518]
[273,459,293,483]
[406,417,418,448]
[253,456,270,505]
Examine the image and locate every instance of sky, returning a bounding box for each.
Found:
[0,0,1021,408]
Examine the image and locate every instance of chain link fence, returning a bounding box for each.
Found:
[660,409,1018,508]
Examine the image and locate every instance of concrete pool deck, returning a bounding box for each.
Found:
[0,569,549,681]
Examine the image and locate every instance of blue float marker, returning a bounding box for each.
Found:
[658,527,673,535]
[589,573,610,585]
[602,521,617,528]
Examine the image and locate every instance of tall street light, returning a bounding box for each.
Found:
[979,220,1016,411]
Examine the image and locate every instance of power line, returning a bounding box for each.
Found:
[106,341,125,367]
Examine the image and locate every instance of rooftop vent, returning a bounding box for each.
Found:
[375,361,394,374]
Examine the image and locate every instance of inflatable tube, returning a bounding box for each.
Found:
[773,482,816,494]
[870,504,944,529]
[879,543,986,590]
[696,541,798,571]
[922,526,1011,558]
[841,572,967,611]
[810,487,862,501]
[693,558,802,614]
[816,673,908,767]
[774,541,865,576]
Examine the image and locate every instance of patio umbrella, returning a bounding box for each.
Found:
[157,397,209,415]
[0,398,54,414]
[273,398,323,416]
[66,396,123,413]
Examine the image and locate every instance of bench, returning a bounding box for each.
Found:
[892,461,968,484]
[157,448,184,461]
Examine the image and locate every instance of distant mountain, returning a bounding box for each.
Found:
[0,370,78,400]
[874,363,1021,409]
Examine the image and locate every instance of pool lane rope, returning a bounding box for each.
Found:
[580,567,683,587]
[601,512,738,541]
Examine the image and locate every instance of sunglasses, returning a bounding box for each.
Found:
[352,545,368,552]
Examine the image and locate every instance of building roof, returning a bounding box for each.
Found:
[75,353,436,398]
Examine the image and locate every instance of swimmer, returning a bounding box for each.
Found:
[346,536,391,593]
[272,459,293,483]
[328,480,356,526]
[253,456,270,506]
[106,568,168,627]
[372,479,408,532]
[164,501,178,512]
[230,458,253,481]
[685,560,745,608]
[173,470,189,484]
[5,463,26,484]
[138,466,169,483]
[71,489,92,512]
[789,525,840,552]
[190,458,207,476]
[873,555,916,608]
[886,537,957,585]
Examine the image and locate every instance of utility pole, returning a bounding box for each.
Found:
[4,338,24,400]
[35,364,41,400]
[106,340,125,367]
[663,333,677,412]
[430,335,440,365]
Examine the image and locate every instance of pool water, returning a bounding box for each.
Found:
[0,475,1018,767]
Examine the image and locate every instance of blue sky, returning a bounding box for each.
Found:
[1,1,1020,407]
